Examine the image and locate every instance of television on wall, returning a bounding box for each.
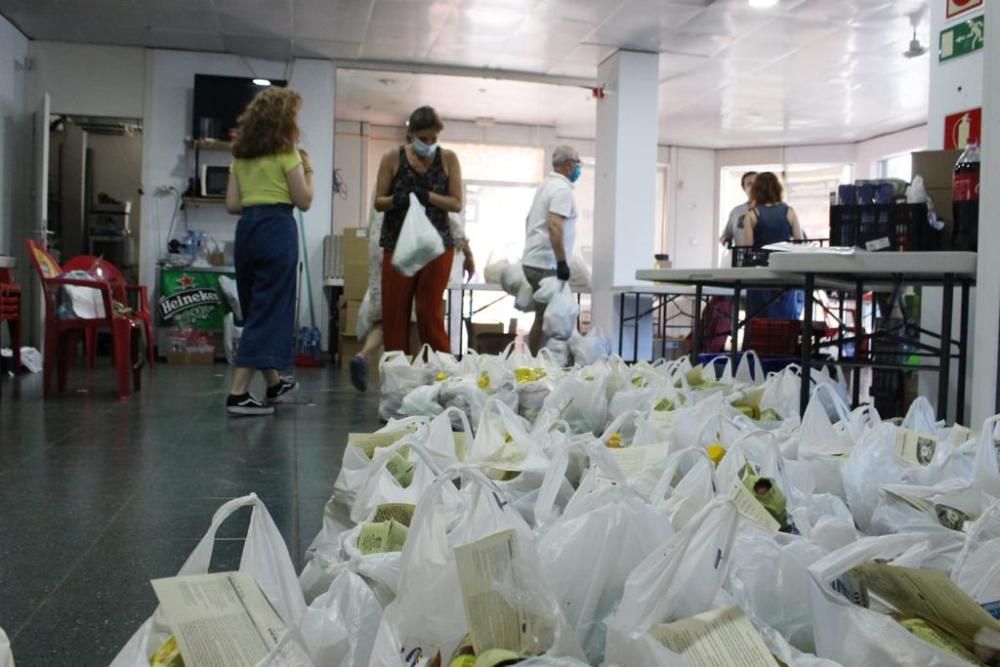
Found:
[191,74,287,141]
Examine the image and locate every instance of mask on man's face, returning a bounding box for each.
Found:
[569,163,582,183]
[412,138,438,158]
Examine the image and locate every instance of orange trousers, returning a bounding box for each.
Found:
[381,248,454,354]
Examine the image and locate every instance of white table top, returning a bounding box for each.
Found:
[613,284,732,297]
[158,262,234,274]
[323,277,344,287]
[768,250,977,278]
[0,256,14,269]
[636,267,805,287]
[448,282,590,294]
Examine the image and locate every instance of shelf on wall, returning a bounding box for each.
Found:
[185,138,233,152]
[182,196,227,206]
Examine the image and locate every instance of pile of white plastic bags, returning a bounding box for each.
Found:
[109,345,1000,667]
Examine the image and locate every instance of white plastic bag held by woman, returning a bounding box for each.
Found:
[391,193,444,276]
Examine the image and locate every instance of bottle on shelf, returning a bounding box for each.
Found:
[952,141,980,251]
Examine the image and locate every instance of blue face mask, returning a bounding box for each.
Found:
[412,138,438,158]
[569,163,582,183]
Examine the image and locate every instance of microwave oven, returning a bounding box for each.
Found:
[200,165,229,197]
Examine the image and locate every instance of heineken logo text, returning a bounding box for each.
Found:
[159,288,221,320]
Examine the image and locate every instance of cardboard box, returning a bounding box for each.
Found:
[166,350,215,365]
[912,150,961,190]
[342,298,363,336]
[342,227,370,300]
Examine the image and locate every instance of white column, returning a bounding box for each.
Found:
[591,50,659,355]
[971,0,1000,422]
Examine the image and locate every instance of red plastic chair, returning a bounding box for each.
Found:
[0,266,20,372]
[25,240,142,399]
[62,255,155,369]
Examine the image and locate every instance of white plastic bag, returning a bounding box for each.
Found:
[605,498,740,666]
[544,337,572,368]
[110,494,308,667]
[369,467,585,664]
[223,311,243,366]
[515,279,536,312]
[467,399,551,473]
[569,329,612,366]
[543,284,579,341]
[399,383,444,419]
[532,276,562,305]
[300,569,382,667]
[542,371,609,436]
[807,533,975,667]
[500,262,525,295]
[0,628,11,667]
[378,351,435,421]
[536,443,674,663]
[219,274,242,320]
[58,270,107,319]
[391,193,445,276]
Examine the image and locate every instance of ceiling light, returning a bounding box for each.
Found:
[252,78,271,86]
[748,0,778,8]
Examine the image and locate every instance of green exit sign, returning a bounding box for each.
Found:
[940,15,985,62]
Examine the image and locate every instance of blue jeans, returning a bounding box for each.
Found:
[234,204,298,369]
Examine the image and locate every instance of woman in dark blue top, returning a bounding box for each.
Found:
[737,172,803,320]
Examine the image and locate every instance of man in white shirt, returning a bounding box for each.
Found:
[719,171,757,247]
[522,145,580,354]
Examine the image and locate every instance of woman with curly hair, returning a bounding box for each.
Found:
[223,86,313,416]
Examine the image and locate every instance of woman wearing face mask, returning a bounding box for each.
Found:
[371,105,467,363]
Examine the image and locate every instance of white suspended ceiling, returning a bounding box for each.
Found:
[1,0,931,147]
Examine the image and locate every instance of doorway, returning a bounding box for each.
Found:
[47,115,143,282]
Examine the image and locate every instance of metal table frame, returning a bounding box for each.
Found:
[635,254,976,421]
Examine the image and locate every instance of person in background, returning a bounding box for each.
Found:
[720,171,757,247]
[349,195,474,392]
[522,145,580,355]
[223,86,313,416]
[737,171,803,319]
[373,106,466,357]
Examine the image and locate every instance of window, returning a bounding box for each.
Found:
[878,153,912,181]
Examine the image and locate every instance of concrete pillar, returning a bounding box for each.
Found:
[591,50,659,356]
[971,0,1000,422]
[921,1,986,422]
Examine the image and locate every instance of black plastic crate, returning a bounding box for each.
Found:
[830,204,939,251]
[731,239,829,268]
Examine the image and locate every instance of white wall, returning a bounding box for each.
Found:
[0,15,29,259]
[854,125,928,178]
[141,50,335,346]
[30,42,145,118]
[332,120,365,234]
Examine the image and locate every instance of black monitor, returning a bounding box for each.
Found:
[191,74,287,141]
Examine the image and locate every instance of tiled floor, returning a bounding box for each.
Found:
[0,360,379,665]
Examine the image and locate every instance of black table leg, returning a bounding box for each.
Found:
[618,293,625,357]
[632,293,641,363]
[800,274,815,416]
[731,283,742,369]
[853,279,863,407]
[692,285,704,362]
[938,274,954,421]
[958,280,970,422]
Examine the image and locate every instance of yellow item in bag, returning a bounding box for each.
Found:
[478,371,491,389]
[436,371,448,382]
[475,649,528,667]
[514,368,546,384]
[707,443,727,465]
[606,432,623,449]
[150,635,184,667]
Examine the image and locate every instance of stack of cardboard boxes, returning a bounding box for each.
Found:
[340,227,369,361]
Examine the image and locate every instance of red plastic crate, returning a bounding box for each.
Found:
[745,318,801,357]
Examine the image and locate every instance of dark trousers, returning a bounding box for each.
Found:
[234,204,298,370]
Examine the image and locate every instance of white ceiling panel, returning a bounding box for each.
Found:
[0,0,935,148]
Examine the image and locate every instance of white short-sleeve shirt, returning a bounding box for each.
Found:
[522,172,577,270]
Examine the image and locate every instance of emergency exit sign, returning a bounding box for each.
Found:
[940,15,985,61]
[947,0,983,20]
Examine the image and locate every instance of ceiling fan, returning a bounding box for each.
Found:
[903,12,928,58]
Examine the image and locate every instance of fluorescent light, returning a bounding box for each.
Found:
[252,78,271,86]
[748,0,778,7]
